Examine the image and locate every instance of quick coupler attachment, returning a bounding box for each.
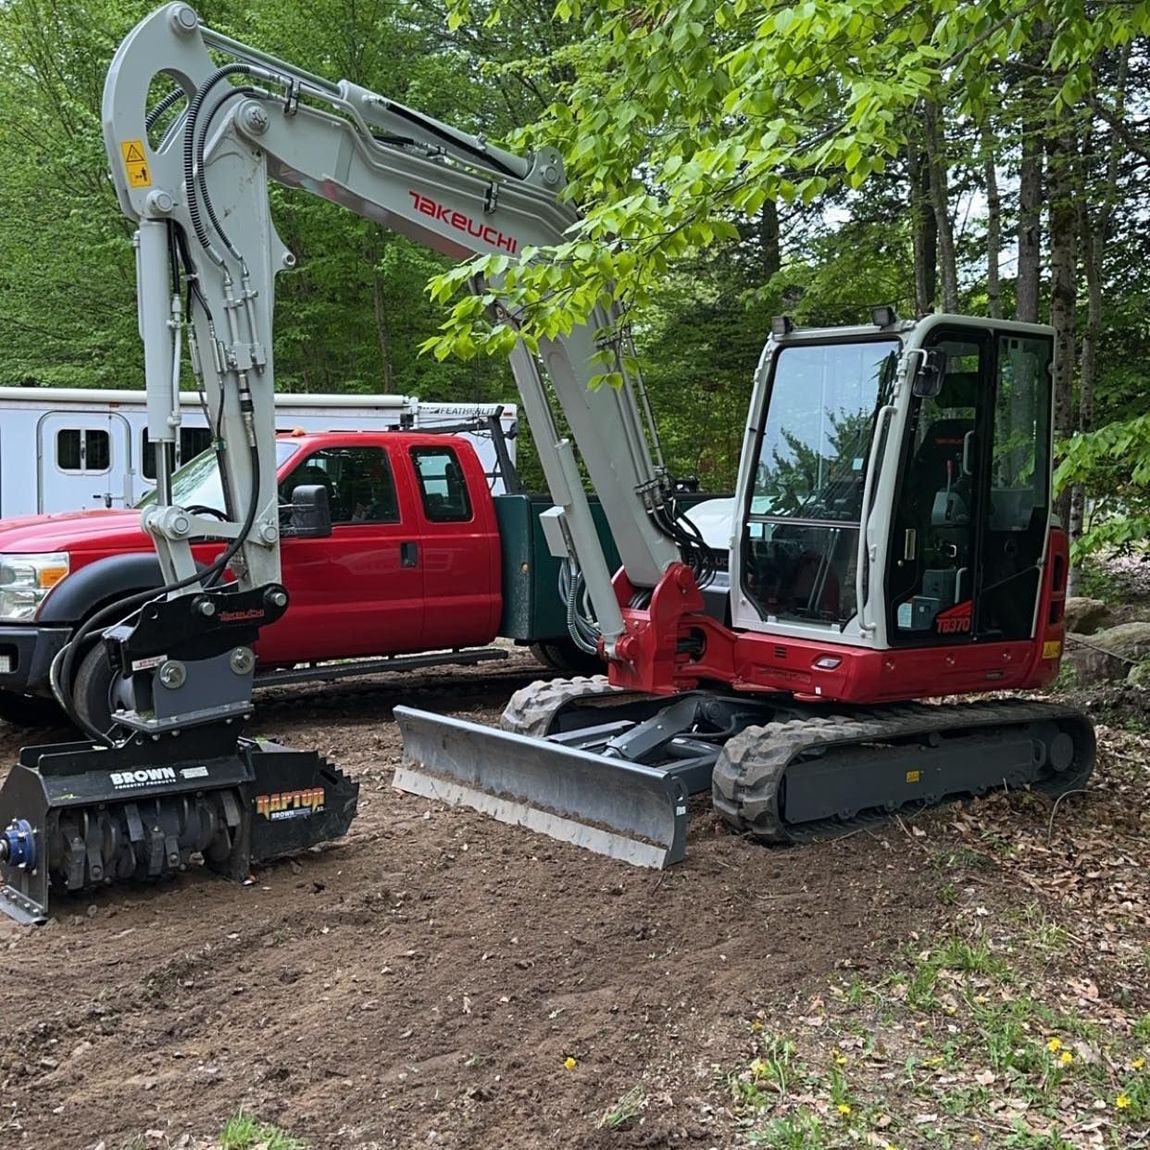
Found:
[0,729,358,925]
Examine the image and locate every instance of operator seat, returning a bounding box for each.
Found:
[909,419,973,525]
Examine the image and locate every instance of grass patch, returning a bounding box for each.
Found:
[598,1085,647,1130]
[219,1111,307,1150]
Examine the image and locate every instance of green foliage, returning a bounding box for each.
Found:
[219,1111,307,1150]
[426,0,1148,357]
[1057,418,1150,560]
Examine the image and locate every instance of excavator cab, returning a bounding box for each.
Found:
[733,316,1055,656]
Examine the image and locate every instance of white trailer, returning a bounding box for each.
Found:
[0,386,517,517]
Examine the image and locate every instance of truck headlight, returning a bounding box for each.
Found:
[0,553,70,621]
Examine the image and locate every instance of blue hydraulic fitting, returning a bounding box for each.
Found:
[0,819,36,871]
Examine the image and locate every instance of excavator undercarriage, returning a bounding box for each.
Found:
[396,681,1095,867]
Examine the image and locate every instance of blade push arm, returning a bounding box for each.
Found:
[102,3,682,656]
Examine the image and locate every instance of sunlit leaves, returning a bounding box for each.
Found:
[426,0,1143,360]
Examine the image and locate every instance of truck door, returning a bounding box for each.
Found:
[256,443,426,664]
[408,443,502,649]
[37,412,132,512]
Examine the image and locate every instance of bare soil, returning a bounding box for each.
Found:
[0,652,1144,1149]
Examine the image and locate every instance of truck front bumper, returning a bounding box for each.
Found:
[0,626,70,696]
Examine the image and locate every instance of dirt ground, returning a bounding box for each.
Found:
[0,651,1145,1149]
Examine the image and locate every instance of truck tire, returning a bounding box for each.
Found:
[529,638,605,677]
[71,642,123,735]
[0,690,66,728]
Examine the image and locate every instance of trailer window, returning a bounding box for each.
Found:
[411,447,472,522]
[141,427,215,479]
[279,447,400,525]
[56,429,110,473]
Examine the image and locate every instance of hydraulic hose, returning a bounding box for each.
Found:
[182,64,253,261]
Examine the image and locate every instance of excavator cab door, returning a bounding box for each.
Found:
[886,326,1053,645]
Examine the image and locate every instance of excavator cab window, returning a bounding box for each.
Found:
[742,338,899,626]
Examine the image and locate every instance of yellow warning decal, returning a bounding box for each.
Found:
[905,769,921,784]
[1042,640,1062,661]
[120,139,151,188]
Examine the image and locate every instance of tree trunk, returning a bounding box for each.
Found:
[759,199,781,283]
[1016,129,1042,323]
[907,142,936,314]
[924,100,958,311]
[1046,123,1077,530]
[982,124,1002,319]
[1067,45,1130,592]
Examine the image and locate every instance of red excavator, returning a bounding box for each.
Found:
[0,5,1092,920]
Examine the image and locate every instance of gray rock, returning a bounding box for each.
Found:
[1064,621,1150,685]
[1063,596,1111,635]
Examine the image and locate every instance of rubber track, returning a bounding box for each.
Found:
[499,675,621,738]
[711,699,1096,845]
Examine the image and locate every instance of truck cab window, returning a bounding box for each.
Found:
[279,447,400,525]
[411,447,472,522]
[56,428,110,473]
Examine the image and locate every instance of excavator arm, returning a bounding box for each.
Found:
[102,1,686,706]
[0,3,713,921]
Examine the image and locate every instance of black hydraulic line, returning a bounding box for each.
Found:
[182,64,253,257]
[375,100,523,178]
[145,87,185,132]
[194,84,264,264]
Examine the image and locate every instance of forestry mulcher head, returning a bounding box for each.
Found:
[0,724,358,925]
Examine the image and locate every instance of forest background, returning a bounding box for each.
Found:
[1,0,1148,586]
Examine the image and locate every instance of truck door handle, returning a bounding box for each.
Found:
[401,541,419,568]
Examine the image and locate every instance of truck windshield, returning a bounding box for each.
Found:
[137,442,300,512]
[743,339,899,626]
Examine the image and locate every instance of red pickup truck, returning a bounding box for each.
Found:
[0,429,604,729]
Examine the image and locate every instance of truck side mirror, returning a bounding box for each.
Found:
[284,484,332,539]
[912,350,945,398]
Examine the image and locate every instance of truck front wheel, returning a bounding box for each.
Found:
[71,642,124,735]
[529,638,605,677]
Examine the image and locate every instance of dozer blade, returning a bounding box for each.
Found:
[0,728,358,925]
[393,706,689,868]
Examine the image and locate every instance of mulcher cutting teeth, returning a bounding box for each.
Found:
[0,729,358,925]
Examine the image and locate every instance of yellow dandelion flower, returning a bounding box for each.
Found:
[833,1051,848,1066]
[1046,1037,1062,1053]
[971,1136,981,1145]
[1059,1051,1073,1066]
[1133,1057,1146,1071]
[1116,1094,1132,1110]
[750,1019,764,1033]
[837,1103,852,1116]
[564,1056,577,1071]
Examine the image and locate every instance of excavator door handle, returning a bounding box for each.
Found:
[401,541,419,568]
